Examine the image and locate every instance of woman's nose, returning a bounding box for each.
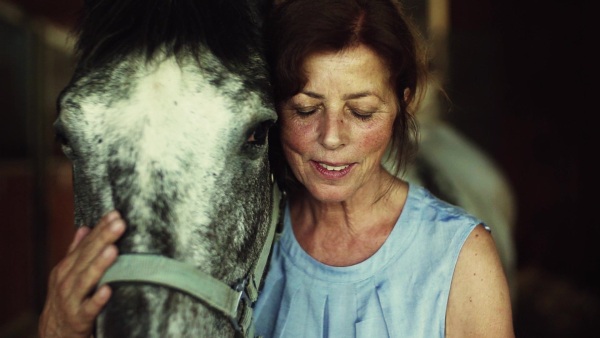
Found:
[319,111,346,150]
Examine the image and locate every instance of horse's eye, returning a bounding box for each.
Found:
[54,120,75,159]
[56,132,75,159]
[247,120,274,146]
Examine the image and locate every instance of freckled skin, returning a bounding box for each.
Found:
[280,45,398,204]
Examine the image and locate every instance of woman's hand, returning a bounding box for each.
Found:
[38,211,126,338]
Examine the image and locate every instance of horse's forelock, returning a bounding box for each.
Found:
[75,0,267,76]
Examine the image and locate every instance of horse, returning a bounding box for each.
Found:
[53,0,279,336]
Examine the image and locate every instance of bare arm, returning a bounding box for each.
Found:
[446,224,515,337]
[38,211,126,338]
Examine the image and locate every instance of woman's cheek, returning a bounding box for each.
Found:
[358,127,393,157]
[282,120,314,152]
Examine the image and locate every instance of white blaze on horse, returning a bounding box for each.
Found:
[54,0,279,336]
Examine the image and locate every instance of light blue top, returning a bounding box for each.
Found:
[253,183,484,338]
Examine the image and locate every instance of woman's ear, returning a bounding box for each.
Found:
[403,88,411,102]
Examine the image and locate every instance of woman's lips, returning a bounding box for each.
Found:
[310,160,354,179]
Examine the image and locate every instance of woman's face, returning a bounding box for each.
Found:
[279,44,398,203]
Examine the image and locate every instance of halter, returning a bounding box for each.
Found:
[98,180,283,338]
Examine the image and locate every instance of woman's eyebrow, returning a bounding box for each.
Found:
[301,91,325,99]
[343,91,372,100]
[302,90,376,100]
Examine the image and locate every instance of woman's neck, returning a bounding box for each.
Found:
[288,175,408,266]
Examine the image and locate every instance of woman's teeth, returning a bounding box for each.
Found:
[319,163,349,171]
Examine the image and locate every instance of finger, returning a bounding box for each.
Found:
[58,286,111,337]
[71,212,125,275]
[84,211,124,248]
[55,226,92,281]
[70,244,119,302]
[68,227,91,253]
[57,212,124,280]
[80,284,112,323]
[40,213,122,338]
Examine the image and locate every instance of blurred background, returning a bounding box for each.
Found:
[0,0,594,337]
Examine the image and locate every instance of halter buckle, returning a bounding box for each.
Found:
[230,277,254,335]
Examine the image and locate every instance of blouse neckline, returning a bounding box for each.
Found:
[279,182,420,283]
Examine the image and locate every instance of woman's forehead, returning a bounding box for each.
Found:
[300,46,394,100]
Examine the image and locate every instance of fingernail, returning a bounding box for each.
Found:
[109,220,125,233]
[98,285,110,298]
[102,245,117,258]
[105,210,120,222]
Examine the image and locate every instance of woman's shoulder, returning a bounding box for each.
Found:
[446,223,515,337]
[406,182,483,227]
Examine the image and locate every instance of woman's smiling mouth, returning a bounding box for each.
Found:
[311,160,354,178]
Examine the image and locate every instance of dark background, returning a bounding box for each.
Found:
[0,0,595,337]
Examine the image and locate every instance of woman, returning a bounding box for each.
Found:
[253,0,513,336]
[39,0,514,337]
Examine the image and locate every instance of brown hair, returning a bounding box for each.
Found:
[266,0,428,191]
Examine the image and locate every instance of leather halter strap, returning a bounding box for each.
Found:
[98,183,283,338]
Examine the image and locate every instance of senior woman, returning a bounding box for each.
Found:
[39,0,514,337]
[254,0,514,337]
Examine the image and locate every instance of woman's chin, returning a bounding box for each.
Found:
[305,185,355,204]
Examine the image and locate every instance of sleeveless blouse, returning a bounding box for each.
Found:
[253,183,484,338]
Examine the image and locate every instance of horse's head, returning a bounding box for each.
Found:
[54,0,277,336]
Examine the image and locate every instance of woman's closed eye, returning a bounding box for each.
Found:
[350,109,374,121]
[293,104,320,116]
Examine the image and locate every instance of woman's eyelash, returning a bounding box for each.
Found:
[351,110,373,121]
[289,104,374,120]
[293,105,319,116]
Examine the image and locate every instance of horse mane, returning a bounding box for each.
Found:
[74,0,269,72]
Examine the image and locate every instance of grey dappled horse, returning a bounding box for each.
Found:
[53,0,279,337]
